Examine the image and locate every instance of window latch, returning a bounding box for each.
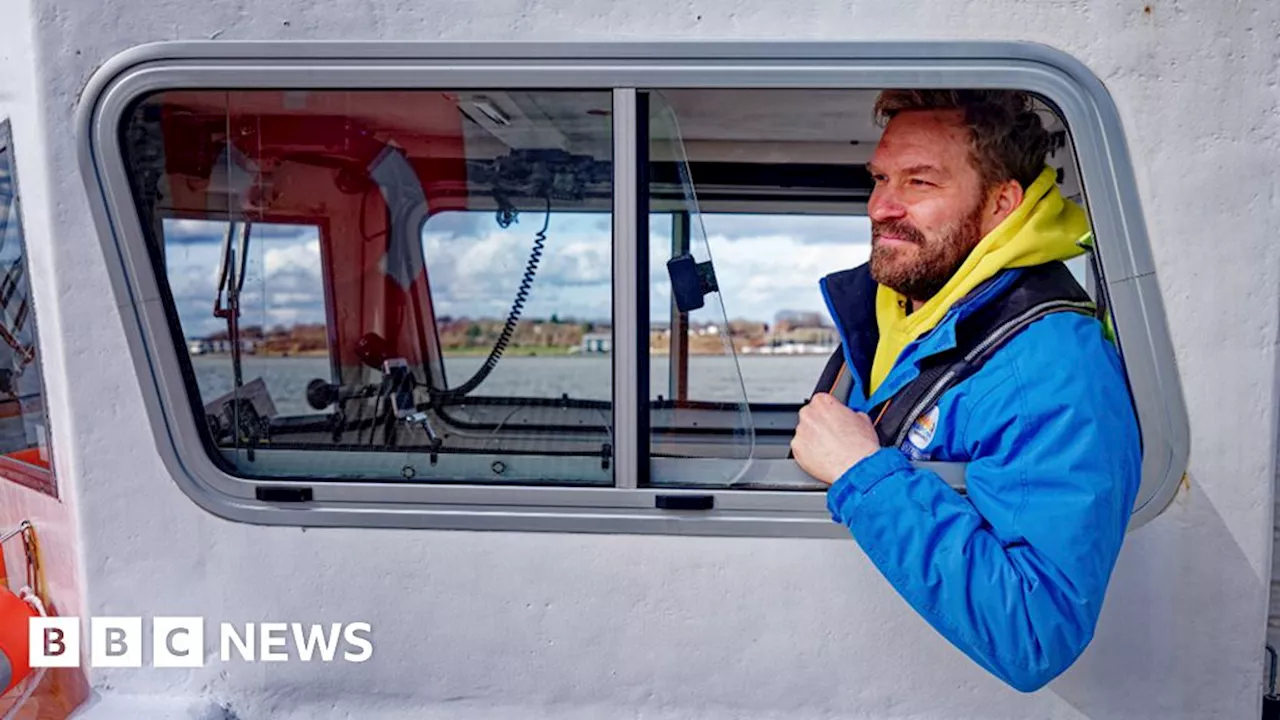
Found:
[256,486,313,503]
[655,494,714,511]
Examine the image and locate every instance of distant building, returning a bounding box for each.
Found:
[580,333,612,354]
[188,337,258,355]
[737,311,838,355]
[773,310,828,334]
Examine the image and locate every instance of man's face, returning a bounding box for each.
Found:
[866,109,992,302]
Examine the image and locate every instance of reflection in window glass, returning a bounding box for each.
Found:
[422,211,611,402]
[0,123,54,494]
[123,90,614,486]
[647,94,755,487]
[164,220,330,417]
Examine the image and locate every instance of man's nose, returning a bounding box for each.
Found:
[868,187,906,222]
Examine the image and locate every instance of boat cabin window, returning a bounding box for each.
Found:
[83,44,1188,534]
[127,89,616,485]
[0,120,54,496]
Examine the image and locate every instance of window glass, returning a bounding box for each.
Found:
[423,211,612,402]
[166,219,328,416]
[690,213,871,405]
[0,122,54,494]
[123,90,614,485]
[643,88,1099,488]
[647,92,754,488]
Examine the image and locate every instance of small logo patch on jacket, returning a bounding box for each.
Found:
[901,406,940,460]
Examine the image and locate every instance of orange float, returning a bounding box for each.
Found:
[0,585,34,696]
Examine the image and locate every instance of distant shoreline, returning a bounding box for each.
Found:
[189,348,837,359]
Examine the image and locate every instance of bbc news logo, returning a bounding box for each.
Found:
[28,618,373,667]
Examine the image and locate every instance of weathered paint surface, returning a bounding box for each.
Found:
[1,0,1277,718]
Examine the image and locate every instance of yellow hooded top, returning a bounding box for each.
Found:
[868,166,1092,395]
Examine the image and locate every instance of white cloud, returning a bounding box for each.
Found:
[694,214,871,246]
[704,231,871,322]
[271,292,319,306]
[423,211,613,321]
[163,219,226,245]
[262,238,321,277]
[262,306,305,325]
[163,220,325,337]
[550,241,611,286]
[163,218,318,246]
[648,216,870,324]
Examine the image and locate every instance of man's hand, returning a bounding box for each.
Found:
[790,392,883,485]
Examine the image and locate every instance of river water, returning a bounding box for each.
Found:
[192,354,831,416]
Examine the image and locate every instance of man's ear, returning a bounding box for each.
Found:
[985,179,1024,231]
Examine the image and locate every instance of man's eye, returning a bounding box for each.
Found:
[871,174,887,183]
[909,178,935,187]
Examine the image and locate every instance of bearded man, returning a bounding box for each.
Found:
[791,90,1141,692]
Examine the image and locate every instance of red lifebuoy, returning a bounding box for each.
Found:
[0,586,35,696]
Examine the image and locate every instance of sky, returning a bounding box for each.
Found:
[163,211,872,339]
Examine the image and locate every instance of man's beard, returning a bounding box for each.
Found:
[870,203,986,303]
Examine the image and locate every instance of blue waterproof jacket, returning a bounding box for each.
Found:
[819,262,1141,692]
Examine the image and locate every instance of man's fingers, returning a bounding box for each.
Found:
[790,420,809,452]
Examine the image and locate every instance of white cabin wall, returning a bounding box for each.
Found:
[19,0,1280,718]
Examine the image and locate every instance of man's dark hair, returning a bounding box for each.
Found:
[873,90,1052,191]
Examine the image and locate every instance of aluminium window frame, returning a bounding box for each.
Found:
[76,41,1188,536]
